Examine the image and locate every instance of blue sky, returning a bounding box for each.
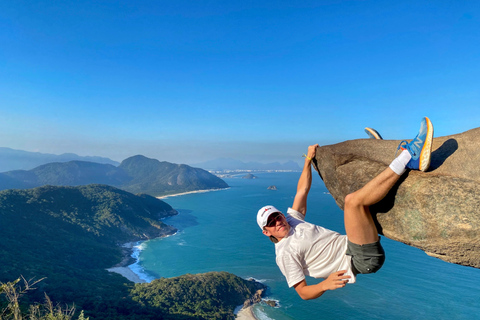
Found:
[1,1,479,165]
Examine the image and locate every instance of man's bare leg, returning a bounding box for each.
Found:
[343,117,434,245]
[344,167,402,245]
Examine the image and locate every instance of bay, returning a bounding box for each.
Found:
[135,172,479,320]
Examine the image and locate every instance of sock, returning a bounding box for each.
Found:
[389,149,411,175]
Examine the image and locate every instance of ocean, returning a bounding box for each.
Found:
[130,172,479,320]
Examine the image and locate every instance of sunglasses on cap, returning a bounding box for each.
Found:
[266,212,283,228]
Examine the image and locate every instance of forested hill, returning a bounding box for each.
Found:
[0,155,228,196]
[119,155,228,195]
[0,185,263,319]
[0,184,178,280]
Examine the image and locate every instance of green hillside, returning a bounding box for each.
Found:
[0,185,263,320]
[0,156,228,197]
[0,185,177,316]
[119,155,229,196]
[132,272,264,320]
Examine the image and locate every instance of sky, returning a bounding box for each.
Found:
[1,1,479,165]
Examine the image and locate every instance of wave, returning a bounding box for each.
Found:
[126,241,155,283]
[245,276,270,283]
[253,306,275,320]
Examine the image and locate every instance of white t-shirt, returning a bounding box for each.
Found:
[275,208,356,287]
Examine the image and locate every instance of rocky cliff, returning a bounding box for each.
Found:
[313,127,480,269]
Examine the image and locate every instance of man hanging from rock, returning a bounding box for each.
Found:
[256,117,433,300]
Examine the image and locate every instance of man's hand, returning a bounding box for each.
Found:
[322,270,351,291]
[293,271,351,300]
[306,144,319,161]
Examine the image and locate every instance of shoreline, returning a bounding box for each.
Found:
[107,266,146,283]
[235,306,258,320]
[106,242,147,283]
[106,196,260,319]
[157,187,229,199]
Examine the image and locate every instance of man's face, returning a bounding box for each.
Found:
[262,212,290,240]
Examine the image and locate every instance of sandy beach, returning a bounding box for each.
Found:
[157,187,229,199]
[235,306,258,320]
[107,266,146,283]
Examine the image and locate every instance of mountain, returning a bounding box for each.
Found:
[119,155,229,196]
[0,185,263,320]
[0,184,177,316]
[2,161,131,189]
[0,155,229,196]
[192,157,301,171]
[0,147,119,172]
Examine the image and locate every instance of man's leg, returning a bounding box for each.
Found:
[344,167,402,245]
[344,117,434,245]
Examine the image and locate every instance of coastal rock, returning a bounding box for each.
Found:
[242,279,266,308]
[312,127,480,269]
[264,300,279,307]
[242,173,257,179]
[243,289,264,308]
[267,185,277,190]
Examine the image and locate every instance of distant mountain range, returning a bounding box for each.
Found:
[192,157,301,171]
[0,147,119,172]
[0,155,228,197]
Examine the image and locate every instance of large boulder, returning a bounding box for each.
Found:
[313,127,480,269]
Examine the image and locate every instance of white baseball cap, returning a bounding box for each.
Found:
[257,205,281,229]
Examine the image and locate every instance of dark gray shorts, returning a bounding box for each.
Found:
[346,237,385,275]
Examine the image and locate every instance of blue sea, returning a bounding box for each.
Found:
[130,172,479,320]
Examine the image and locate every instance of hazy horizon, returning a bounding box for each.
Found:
[1,1,479,165]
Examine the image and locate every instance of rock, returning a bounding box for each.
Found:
[267,185,277,190]
[312,127,480,269]
[243,289,265,308]
[242,173,257,179]
[242,278,266,308]
[264,300,278,307]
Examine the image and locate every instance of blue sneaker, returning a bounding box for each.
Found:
[365,127,383,140]
[396,117,433,171]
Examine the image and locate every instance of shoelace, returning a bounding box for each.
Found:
[395,140,408,157]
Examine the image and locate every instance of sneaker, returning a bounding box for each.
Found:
[365,127,383,140]
[396,117,434,171]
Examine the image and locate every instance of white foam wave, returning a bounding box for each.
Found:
[126,241,155,282]
[253,307,275,320]
[245,277,269,283]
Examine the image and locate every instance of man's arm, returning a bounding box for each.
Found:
[293,270,350,300]
[291,144,319,216]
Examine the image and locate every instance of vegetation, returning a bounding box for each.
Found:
[0,185,176,319]
[0,277,89,320]
[0,185,263,319]
[131,272,263,320]
[0,155,229,197]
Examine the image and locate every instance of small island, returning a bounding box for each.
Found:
[242,173,257,179]
[267,185,277,190]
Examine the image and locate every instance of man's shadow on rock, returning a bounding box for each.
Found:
[428,138,458,171]
[370,173,407,236]
[369,138,458,234]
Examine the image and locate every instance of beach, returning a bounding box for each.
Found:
[157,187,229,199]
[106,242,147,283]
[235,306,257,320]
[107,266,146,283]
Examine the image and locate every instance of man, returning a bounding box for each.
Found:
[257,117,433,300]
